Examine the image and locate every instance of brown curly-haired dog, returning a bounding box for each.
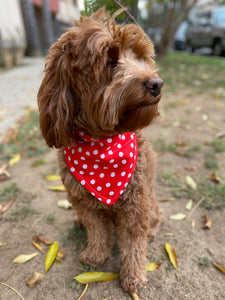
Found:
[38,8,163,293]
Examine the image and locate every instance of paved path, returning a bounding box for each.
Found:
[0,57,45,142]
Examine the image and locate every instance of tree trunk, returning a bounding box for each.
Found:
[147,0,198,57]
[42,0,55,54]
[20,0,41,56]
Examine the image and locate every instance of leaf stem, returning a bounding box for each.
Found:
[77,283,88,300]
[186,197,205,221]
[0,282,24,300]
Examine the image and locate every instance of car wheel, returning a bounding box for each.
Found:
[213,40,222,56]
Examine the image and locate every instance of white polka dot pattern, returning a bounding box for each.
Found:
[64,131,138,205]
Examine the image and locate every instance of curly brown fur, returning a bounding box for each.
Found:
[38,8,163,293]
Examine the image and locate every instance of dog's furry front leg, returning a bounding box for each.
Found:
[74,204,114,267]
[115,205,149,292]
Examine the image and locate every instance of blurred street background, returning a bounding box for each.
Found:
[1,0,225,144]
[1,0,225,64]
[0,0,81,142]
[0,57,44,142]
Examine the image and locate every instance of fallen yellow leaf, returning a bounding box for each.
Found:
[13,252,39,264]
[185,200,193,211]
[129,291,140,300]
[159,197,175,202]
[202,215,212,229]
[45,174,61,181]
[202,114,208,121]
[207,121,218,129]
[165,243,178,269]
[9,153,21,166]
[214,262,225,275]
[163,233,173,236]
[45,242,59,272]
[185,166,196,171]
[54,258,62,264]
[178,99,187,105]
[147,262,161,272]
[26,271,44,288]
[48,185,66,192]
[57,199,72,209]
[0,163,11,181]
[32,237,43,252]
[169,213,186,220]
[186,197,205,221]
[1,199,14,213]
[185,175,197,190]
[209,173,221,184]
[56,250,66,259]
[215,132,225,139]
[31,160,47,167]
[35,235,52,245]
[75,272,120,284]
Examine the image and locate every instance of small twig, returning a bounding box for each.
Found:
[186,197,205,221]
[77,283,88,300]
[1,266,17,284]
[111,0,138,25]
[0,282,24,300]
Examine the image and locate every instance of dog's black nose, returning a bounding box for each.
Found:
[144,78,163,97]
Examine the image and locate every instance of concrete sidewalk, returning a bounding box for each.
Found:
[0,57,45,142]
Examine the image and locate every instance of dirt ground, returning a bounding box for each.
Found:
[1,72,225,299]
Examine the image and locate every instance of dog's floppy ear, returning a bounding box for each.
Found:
[38,43,78,148]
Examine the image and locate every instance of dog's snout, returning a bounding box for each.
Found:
[144,78,163,97]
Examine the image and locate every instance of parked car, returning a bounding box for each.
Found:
[186,6,225,56]
[174,21,188,51]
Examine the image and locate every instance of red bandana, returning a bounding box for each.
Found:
[64,132,138,205]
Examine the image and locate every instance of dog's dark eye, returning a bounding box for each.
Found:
[106,60,117,68]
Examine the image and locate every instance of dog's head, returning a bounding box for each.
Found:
[38,8,163,148]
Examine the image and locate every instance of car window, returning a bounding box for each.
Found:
[195,11,211,25]
[175,22,188,39]
[213,10,225,25]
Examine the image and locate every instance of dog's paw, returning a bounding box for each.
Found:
[120,271,147,293]
[79,248,110,267]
